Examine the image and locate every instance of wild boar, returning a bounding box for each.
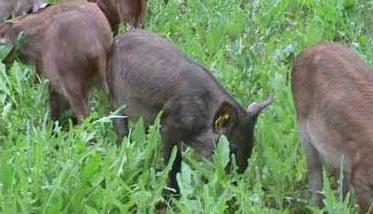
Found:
[292,43,373,212]
[0,0,47,21]
[0,1,94,72]
[0,1,112,122]
[108,30,272,192]
[95,0,147,31]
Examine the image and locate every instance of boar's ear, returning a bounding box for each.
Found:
[213,101,237,132]
[247,95,273,119]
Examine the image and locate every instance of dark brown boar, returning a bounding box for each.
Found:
[95,0,147,31]
[292,43,373,212]
[0,1,112,122]
[0,0,47,21]
[108,30,272,193]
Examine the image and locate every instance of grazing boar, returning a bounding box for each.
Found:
[0,1,94,72]
[95,0,147,31]
[0,1,112,122]
[292,43,373,212]
[0,0,47,21]
[108,30,272,192]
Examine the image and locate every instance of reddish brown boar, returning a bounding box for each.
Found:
[95,0,147,31]
[108,30,272,192]
[0,0,46,21]
[0,1,112,122]
[292,43,373,212]
[0,1,97,72]
[43,5,112,122]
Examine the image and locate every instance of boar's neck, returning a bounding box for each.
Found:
[197,64,248,118]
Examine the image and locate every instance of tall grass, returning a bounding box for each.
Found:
[1,0,372,213]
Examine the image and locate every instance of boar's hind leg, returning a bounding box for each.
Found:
[113,108,129,145]
[49,87,70,121]
[63,80,90,123]
[352,158,373,213]
[300,122,324,207]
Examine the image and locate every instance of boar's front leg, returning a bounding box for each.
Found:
[300,123,324,207]
[161,123,182,194]
[352,157,373,213]
[113,108,129,145]
[163,141,182,194]
[4,62,11,73]
[2,47,16,73]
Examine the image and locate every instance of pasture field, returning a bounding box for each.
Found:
[0,0,372,213]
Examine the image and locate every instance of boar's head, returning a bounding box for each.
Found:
[169,92,273,173]
[0,22,18,65]
[0,22,18,45]
[225,95,273,173]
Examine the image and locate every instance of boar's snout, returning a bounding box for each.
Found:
[227,131,253,173]
[0,22,16,45]
[227,95,273,173]
[224,137,253,173]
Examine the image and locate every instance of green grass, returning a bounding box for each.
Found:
[1,0,372,213]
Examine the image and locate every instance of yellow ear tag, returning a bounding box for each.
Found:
[214,113,230,130]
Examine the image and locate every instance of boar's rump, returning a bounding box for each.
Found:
[292,43,373,212]
[108,30,272,193]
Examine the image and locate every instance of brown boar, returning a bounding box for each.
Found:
[43,5,112,122]
[0,1,112,122]
[0,0,47,21]
[292,43,373,212]
[108,30,272,193]
[95,0,147,31]
[0,1,96,72]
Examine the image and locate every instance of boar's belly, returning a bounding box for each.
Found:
[123,97,160,126]
[305,120,352,172]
